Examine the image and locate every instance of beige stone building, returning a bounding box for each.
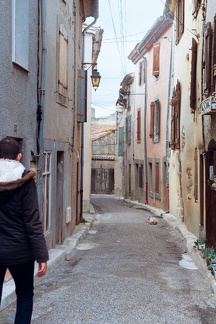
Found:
[91,116,116,195]
[166,0,216,249]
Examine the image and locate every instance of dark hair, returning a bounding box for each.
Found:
[0,137,21,160]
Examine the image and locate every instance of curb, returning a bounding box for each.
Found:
[0,213,95,311]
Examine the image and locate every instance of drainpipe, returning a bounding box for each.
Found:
[37,0,47,211]
[165,23,174,212]
[143,58,148,204]
[80,17,97,222]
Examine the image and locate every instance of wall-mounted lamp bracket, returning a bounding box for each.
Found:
[81,63,101,91]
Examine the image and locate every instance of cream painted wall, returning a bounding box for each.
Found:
[83,31,94,212]
[169,1,204,236]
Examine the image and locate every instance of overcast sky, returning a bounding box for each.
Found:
[90,0,166,117]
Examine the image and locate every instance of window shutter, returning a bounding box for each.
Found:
[192,0,201,18]
[12,0,29,70]
[155,161,160,195]
[139,165,143,189]
[170,81,181,150]
[175,81,181,150]
[194,149,198,201]
[137,109,141,142]
[150,102,154,138]
[141,60,145,84]
[204,22,212,93]
[58,24,68,97]
[126,117,128,144]
[153,43,160,77]
[126,116,131,145]
[190,38,197,111]
[138,62,142,86]
[154,100,160,143]
[77,69,87,123]
[213,15,216,91]
[128,115,131,145]
[176,0,184,44]
[170,99,175,150]
[118,127,124,156]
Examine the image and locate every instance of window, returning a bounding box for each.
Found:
[190,38,197,111]
[155,159,160,199]
[152,43,160,77]
[170,81,181,150]
[57,23,68,106]
[176,0,184,44]
[148,159,153,197]
[150,100,160,143]
[42,152,52,234]
[126,115,131,145]
[139,60,145,85]
[139,165,143,189]
[137,109,141,142]
[12,0,29,70]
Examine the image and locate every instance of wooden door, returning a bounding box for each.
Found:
[205,151,216,248]
[91,167,114,194]
[56,151,64,244]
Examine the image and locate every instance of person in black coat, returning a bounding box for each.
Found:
[0,137,49,323]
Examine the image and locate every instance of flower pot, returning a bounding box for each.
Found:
[198,243,205,250]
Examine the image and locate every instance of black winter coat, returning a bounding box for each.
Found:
[0,167,49,265]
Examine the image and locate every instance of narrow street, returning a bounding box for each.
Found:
[1,195,216,324]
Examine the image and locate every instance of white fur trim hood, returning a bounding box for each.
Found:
[0,159,25,182]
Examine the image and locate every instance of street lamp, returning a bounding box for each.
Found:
[82,63,101,91]
[91,68,101,91]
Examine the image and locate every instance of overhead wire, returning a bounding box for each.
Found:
[118,0,127,74]
[108,0,126,76]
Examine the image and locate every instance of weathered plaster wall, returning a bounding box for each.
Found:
[0,0,38,169]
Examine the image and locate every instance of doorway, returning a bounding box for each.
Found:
[56,151,64,244]
[205,149,216,249]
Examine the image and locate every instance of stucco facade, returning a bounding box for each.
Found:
[91,117,116,195]
[83,26,103,213]
[124,15,173,210]
[0,0,99,251]
[168,1,205,239]
[0,0,38,169]
[36,0,99,249]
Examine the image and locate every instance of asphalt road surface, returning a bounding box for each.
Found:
[1,195,216,323]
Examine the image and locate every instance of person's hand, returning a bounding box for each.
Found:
[37,262,47,277]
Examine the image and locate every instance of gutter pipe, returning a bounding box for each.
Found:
[79,17,97,222]
[37,0,47,211]
[165,23,174,212]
